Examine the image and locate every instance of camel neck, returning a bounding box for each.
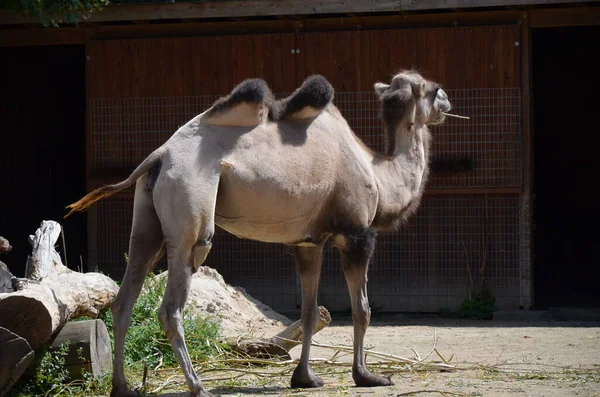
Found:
[371,125,430,231]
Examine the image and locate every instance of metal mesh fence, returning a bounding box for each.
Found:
[332,89,522,188]
[90,88,523,312]
[95,195,521,312]
[90,88,521,189]
[318,196,521,312]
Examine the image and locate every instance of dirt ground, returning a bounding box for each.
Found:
[156,315,600,397]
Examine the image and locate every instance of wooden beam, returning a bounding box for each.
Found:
[86,9,522,41]
[302,9,522,32]
[0,27,85,47]
[0,0,589,26]
[530,6,600,27]
[88,19,295,40]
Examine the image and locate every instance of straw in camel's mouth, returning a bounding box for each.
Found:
[441,112,470,120]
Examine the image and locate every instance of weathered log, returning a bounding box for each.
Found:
[0,326,35,396]
[270,305,332,351]
[0,261,14,293]
[227,306,331,360]
[0,272,118,350]
[50,319,112,380]
[0,220,119,350]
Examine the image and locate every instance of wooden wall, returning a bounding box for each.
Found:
[87,25,521,180]
[87,26,519,97]
[86,24,524,312]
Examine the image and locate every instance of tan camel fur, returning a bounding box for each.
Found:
[65,71,452,397]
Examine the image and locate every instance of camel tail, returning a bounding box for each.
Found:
[64,147,165,218]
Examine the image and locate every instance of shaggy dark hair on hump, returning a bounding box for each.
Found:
[276,74,334,119]
[204,78,278,120]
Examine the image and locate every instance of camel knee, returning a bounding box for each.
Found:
[158,304,182,339]
[192,239,212,272]
[353,303,371,329]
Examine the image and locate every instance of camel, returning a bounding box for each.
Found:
[65,70,452,397]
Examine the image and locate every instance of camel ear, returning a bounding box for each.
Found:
[412,82,426,98]
[374,82,389,97]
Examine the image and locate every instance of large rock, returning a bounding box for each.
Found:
[156,267,291,339]
[0,326,35,396]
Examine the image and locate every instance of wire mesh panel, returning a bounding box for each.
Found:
[331,88,522,188]
[95,199,297,311]
[431,89,522,188]
[318,196,521,312]
[91,97,216,169]
[90,88,523,312]
[95,195,521,312]
[90,88,521,188]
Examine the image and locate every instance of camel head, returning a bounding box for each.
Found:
[374,70,451,129]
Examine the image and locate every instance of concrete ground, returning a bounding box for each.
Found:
[158,311,600,397]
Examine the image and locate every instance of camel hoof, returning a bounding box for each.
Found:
[290,365,325,388]
[353,366,394,387]
[110,387,140,397]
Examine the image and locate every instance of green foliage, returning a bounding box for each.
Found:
[1,0,110,27]
[10,271,222,396]
[99,272,222,369]
[9,342,71,397]
[440,290,496,320]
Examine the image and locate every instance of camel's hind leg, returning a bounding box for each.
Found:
[156,173,219,397]
[111,179,165,397]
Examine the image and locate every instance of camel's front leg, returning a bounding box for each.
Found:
[290,245,325,389]
[339,228,394,387]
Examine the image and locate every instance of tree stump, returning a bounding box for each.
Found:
[50,319,112,380]
[0,326,35,396]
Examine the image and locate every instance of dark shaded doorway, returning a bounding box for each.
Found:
[532,26,600,308]
[0,45,87,276]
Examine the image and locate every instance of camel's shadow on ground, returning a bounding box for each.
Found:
[153,384,341,396]
[155,387,285,396]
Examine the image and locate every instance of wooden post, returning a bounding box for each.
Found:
[519,12,533,310]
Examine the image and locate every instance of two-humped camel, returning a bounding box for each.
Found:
[65,70,452,397]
